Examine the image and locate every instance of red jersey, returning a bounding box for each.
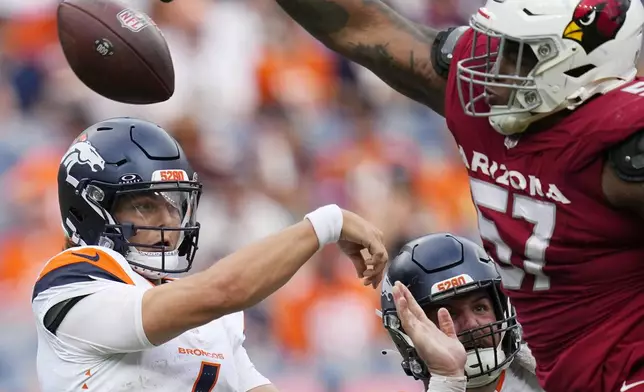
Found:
[445,29,644,392]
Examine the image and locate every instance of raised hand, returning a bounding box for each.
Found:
[393,281,467,377]
[337,209,388,288]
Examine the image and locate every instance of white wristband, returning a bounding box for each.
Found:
[427,375,467,392]
[304,204,343,249]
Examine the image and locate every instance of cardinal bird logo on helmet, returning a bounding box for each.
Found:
[563,0,631,53]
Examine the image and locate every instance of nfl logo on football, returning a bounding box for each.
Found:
[116,9,152,33]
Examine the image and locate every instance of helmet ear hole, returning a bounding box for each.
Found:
[564,64,597,78]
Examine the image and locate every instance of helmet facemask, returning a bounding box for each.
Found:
[452,287,519,388]
[75,179,201,279]
[457,17,562,135]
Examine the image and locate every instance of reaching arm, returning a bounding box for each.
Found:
[141,206,387,345]
[275,0,449,115]
[142,221,319,345]
[55,223,325,353]
[52,206,386,355]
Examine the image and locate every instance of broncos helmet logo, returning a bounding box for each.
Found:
[62,141,106,187]
[381,275,394,303]
[563,0,632,54]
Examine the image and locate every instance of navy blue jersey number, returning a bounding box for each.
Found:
[192,362,220,392]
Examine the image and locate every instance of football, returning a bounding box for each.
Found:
[57,0,175,104]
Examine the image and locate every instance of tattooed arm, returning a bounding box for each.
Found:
[275,0,450,115]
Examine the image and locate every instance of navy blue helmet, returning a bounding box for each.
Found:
[380,233,521,387]
[58,117,202,278]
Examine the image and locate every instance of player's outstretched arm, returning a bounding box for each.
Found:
[275,0,448,115]
[142,205,387,345]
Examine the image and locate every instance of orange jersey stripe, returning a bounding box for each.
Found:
[495,369,506,392]
[38,248,134,285]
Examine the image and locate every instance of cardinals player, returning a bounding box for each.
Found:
[379,233,543,392]
[262,0,644,391]
[31,117,388,392]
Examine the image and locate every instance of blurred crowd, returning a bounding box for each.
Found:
[1,1,641,391]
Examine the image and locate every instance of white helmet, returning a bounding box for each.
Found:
[457,0,644,135]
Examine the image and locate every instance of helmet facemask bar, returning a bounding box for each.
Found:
[457,309,518,380]
[457,17,556,119]
[80,179,202,276]
[430,281,519,384]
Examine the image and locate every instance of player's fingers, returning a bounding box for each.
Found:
[437,308,458,339]
[369,269,384,289]
[366,239,388,270]
[363,260,380,279]
[400,283,431,323]
[363,258,376,275]
[362,268,383,287]
[393,284,418,329]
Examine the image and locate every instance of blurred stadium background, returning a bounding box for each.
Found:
[3,0,639,391]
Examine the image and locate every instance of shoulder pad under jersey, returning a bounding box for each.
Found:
[33,247,136,334]
[608,129,644,182]
[33,247,136,302]
[431,26,469,80]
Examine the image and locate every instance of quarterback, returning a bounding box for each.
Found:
[270,0,644,390]
[31,117,388,392]
[380,233,543,392]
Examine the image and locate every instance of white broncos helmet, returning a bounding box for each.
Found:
[457,0,644,135]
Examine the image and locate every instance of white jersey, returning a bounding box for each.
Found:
[32,246,270,392]
[484,344,543,392]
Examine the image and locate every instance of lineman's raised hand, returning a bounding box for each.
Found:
[393,281,467,377]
